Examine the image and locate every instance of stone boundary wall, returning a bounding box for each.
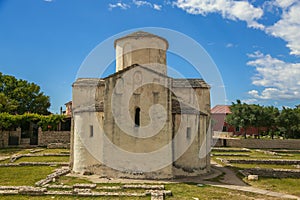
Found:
[38,128,70,147]
[213,138,300,149]
[241,168,300,178]
[0,128,21,148]
[227,159,300,165]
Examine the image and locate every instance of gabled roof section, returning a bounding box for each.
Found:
[103,63,169,80]
[172,98,207,115]
[211,105,231,114]
[172,79,210,89]
[114,31,169,49]
[72,78,104,87]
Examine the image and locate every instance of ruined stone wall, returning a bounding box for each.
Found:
[0,129,21,147]
[212,138,300,149]
[241,168,300,178]
[38,129,70,147]
[0,131,9,147]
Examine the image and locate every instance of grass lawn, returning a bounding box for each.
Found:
[232,163,298,170]
[15,156,69,163]
[41,148,70,154]
[0,195,149,200]
[0,148,26,156]
[56,176,92,185]
[0,166,56,186]
[244,177,300,197]
[212,149,300,160]
[165,183,283,200]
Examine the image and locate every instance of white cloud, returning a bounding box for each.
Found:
[43,0,53,2]
[241,98,258,104]
[132,0,162,10]
[174,0,264,29]
[266,1,300,56]
[133,0,152,7]
[247,52,300,100]
[273,0,297,9]
[226,43,238,48]
[153,4,162,10]
[108,2,130,10]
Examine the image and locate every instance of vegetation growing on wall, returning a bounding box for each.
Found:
[0,113,65,131]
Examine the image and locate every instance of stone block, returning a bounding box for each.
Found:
[247,174,259,181]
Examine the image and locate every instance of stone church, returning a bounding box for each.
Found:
[70,31,211,179]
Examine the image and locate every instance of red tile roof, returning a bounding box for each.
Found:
[211,105,231,114]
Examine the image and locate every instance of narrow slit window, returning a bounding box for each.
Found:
[186,127,191,139]
[90,125,93,137]
[135,107,140,127]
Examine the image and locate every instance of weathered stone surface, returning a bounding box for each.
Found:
[73,183,97,189]
[247,175,259,181]
[73,188,92,194]
[241,168,300,178]
[35,167,70,186]
[47,143,70,149]
[45,184,72,189]
[123,184,164,190]
[227,159,300,165]
[98,186,122,190]
[213,138,300,149]
[18,186,47,195]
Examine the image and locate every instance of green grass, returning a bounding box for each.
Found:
[0,195,149,200]
[0,166,57,186]
[232,163,298,169]
[165,183,283,200]
[212,149,300,160]
[55,176,92,185]
[244,177,300,197]
[15,156,69,163]
[0,148,25,156]
[42,149,70,154]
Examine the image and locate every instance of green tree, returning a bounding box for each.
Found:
[278,107,300,139]
[225,100,255,138]
[0,72,50,114]
[263,106,280,139]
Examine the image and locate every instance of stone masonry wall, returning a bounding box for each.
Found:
[213,138,300,149]
[0,129,21,147]
[38,128,70,147]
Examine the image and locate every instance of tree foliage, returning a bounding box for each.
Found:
[0,113,65,131]
[225,100,300,139]
[0,72,50,114]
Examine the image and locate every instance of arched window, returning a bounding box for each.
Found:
[135,107,140,127]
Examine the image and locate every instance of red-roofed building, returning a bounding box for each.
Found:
[211,105,263,137]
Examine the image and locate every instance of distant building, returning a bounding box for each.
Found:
[211,105,264,137]
[64,101,72,116]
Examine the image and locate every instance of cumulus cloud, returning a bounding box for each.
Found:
[133,0,152,7]
[247,52,300,100]
[108,2,130,10]
[265,1,300,56]
[153,4,162,10]
[132,0,162,10]
[173,0,264,29]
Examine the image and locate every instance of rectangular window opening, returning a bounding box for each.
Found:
[186,127,191,139]
[90,125,94,137]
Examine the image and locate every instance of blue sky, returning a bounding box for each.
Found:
[0,0,300,113]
